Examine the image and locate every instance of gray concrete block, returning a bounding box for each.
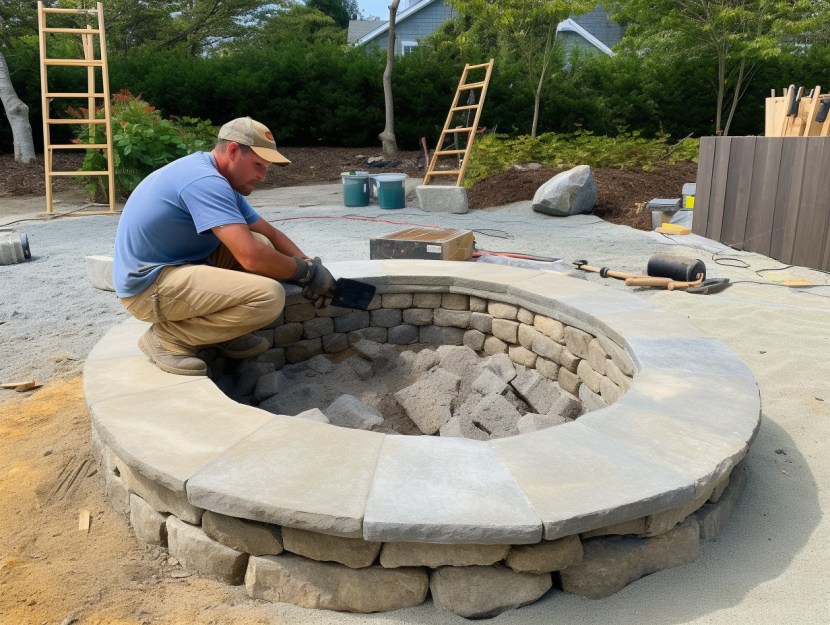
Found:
[469,296,488,312]
[560,516,699,599]
[254,371,290,402]
[246,554,429,612]
[388,324,419,344]
[509,345,538,369]
[470,394,522,438]
[416,185,469,214]
[481,352,517,382]
[696,465,746,540]
[518,324,540,349]
[548,390,584,420]
[587,338,608,375]
[286,338,322,363]
[534,315,564,342]
[558,367,582,396]
[395,368,460,434]
[352,339,400,369]
[489,301,519,320]
[202,510,283,556]
[558,348,581,373]
[511,367,559,414]
[370,308,403,328]
[605,358,632,391]
[564,326,593,359]
[433,308,472,328]
[579,383,608,412]
[506,535,583,573]
[439,415,489,441]
[282,527,381,568]
[430,564,551,619]
[302,317,334,339]
[326,394,384,431]
[419,325,465,346]
[492,318,519,343]
[577,360,602,393]
[472,369,509,396]
[442,293,469,310]
[402,308,433,326]
[380,542,509,568]
[625,337,755,380]
[463,329,486,351]
[535,357,559,380]
[381,293,412,308]
[600,376,623,404]
[186,416,385,538]
[322,332,348,353]
[413,292,442,308]
[130,493,168,546]
[483,335,508,355]
[470,312,493,333]
[167,516,249,585]
[273,323,303,347]
[517,307,535,325]
[364,435,542,544]
[334,311,371,333]
[86,255,115,291]
[489,421,693,540]
[285,303,316,323]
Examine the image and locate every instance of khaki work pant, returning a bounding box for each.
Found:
[120,233,285,355]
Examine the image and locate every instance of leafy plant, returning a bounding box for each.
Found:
[69,90,217,199]
[463,129,699,188]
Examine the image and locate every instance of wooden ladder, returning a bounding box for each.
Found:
[423,59,494,187]
[37,1,116,215]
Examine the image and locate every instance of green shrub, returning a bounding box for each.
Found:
[70,90,217,199]
[463,129,699,188]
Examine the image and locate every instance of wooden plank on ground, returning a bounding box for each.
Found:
[721,137,756,249]
[79,509,90,532]
[744,138,783,256]
[691,137,717,236]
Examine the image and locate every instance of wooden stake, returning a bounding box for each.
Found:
[78,509,91,532]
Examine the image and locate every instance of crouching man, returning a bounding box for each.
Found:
[113,117,336,376]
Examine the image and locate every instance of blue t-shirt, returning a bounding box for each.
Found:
[113,152,261,297]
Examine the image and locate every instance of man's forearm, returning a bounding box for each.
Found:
[250,218,308,259]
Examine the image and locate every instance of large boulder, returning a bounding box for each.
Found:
[532,165,597,216]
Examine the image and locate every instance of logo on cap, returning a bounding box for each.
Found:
[265,132,274,141]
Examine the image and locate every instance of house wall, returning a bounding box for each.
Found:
[370,0,457,54]
[572,6,625,49]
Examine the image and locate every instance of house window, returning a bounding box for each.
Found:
[401,40,418,55]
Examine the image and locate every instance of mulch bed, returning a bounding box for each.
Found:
[1,148,698,232]
[467,162,699,231]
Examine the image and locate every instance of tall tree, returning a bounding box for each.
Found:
[0,50,35,163]
[602,0,827,136]
[379,0,401,157]
[305,0,360,29]
[449,0,594,137]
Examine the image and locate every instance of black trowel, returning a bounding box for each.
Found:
[330,278,377,310]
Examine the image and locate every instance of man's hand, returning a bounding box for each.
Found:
[299,257,337,308]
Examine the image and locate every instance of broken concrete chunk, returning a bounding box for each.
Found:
[463,329,486,352]
[560,517,700,599]
[472,369,509,396]
[430,564,552,619]
[282,527,381,569]
[511,367,560,414]
[411,348,440,373]
[246,554,429,612]
[470,394,522,438]
[380,542,509,568]
[480,353,517,383]
[347,356,374,381]
[352,339,400,369]
[294,408,331,423]
[547,389,583,420]
[325,394,384,431]
[307,354,333,374]
[202,511,283,556]
[440,415,489,441]
[516,413,569,434]
[506,535,583,573]
[395,368,461,434]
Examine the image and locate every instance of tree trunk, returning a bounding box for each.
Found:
[715,46,726,135]
[722,56,746,137]
[379,0,400,157]
[0,51,36,164]
[531,23,556,139]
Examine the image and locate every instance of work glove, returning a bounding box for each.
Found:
[295,256,337,309]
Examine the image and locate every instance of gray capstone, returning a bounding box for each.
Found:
[531,165,597,216]
[85,255,115,291]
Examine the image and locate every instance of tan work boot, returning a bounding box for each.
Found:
[215,333,270,359]
[138,327,207,376]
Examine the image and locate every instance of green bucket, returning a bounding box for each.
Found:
[341,172,370,207]
[372,174,407,210]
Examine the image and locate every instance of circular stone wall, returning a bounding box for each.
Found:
[84,260,760,617]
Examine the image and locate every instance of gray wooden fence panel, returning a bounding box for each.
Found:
[693,137,830,272]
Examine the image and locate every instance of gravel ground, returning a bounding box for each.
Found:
[1,183,829,623]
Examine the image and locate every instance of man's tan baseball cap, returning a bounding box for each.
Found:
[218,117,291,166]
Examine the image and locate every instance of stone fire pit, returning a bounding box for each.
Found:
[85,260,759,618]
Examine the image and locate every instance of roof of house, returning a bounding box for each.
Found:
[347,19,388,44]
[353,0,441,46]
[557,18,616,56]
